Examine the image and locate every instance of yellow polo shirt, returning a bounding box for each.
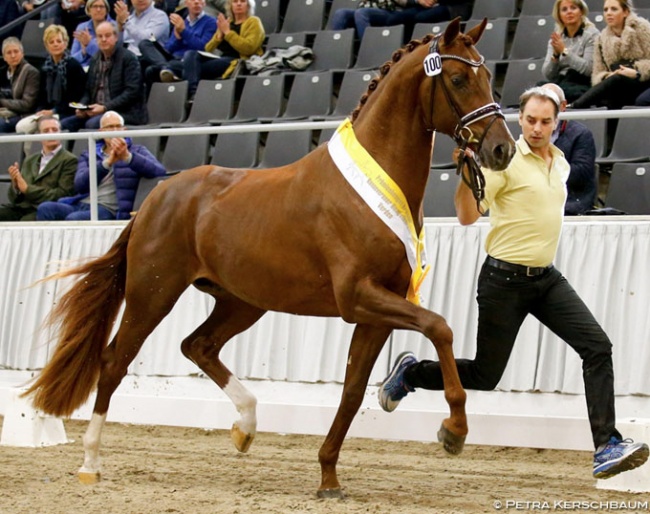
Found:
[479,136,570,267]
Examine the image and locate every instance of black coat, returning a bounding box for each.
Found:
[37,56,87,118]
[81,44,147,125]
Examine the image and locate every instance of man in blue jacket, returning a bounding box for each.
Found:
[138,0,216,93]
[37,110,166,220]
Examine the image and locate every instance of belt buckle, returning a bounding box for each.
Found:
[526,266,535,277]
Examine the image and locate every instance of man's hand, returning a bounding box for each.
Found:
[87,104,107,117]
[8,162,28,194]
[115,0,130,26]
[106,137,131,166]
[169,13,186,38]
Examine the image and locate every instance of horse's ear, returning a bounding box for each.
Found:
[465,18,488,46]
[442,17,462,46]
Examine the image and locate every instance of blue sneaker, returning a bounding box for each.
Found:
[378,351,417,412]
[593,436,649,479]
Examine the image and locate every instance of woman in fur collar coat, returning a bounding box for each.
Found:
[571,0,650,109]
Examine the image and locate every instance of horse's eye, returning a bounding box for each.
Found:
[451,76,464,87]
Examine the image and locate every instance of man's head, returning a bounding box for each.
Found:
[185,0,206,17]
[541,82,568,112]
[132,0,153,14]
[38,116,62,153]
[518,86,560,151]
[2,37,24,70]
[100,111,125,144]
[96,21,119,56]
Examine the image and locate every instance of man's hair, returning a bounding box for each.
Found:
[96,20,119,37]
[37,115,61,132]
[519,86,560,118]
[43,24,70,46]
[100,110,125,127]
[2,37,23,54]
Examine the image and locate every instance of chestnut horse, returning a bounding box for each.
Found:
[23,19,515,498]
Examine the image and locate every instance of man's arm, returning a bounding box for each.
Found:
[23,154,78,203]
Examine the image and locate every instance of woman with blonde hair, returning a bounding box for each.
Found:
[571,0,650,108]
[71,0,114,68]
[542,0,600,102]
[181,0,264,98]
[16,25,87,142]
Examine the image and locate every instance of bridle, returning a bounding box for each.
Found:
[427,35,504,206]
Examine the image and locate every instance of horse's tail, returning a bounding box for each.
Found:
[21,219,135,417]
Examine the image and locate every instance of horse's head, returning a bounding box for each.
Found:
[423,18,515,171]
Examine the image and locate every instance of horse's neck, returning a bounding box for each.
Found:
[354,91,433,218]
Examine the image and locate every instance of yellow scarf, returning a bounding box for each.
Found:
[328,119,430,305]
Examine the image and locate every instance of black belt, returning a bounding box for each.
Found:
[485,256,553,277]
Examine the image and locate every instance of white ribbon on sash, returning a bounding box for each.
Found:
[327,118,430,305]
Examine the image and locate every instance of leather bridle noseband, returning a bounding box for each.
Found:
[427,35,504,206]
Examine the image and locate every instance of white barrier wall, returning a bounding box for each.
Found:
[1,218,649,450]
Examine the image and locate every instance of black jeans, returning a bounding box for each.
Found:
[404,257,620,449]
[571,74,648,109]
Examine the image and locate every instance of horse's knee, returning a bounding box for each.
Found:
[181,335,213,362]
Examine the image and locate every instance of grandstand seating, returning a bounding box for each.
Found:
[211,131,261,168]
[280,0,326,33]
[256,128,313,168]
[353,25,405,70]
[605,163,650,214]
[256,0,282,34]
[423,168,458,217]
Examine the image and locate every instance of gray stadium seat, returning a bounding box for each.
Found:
[211,131,261,168]
[499,59,545,108]
[281,0,326,33]
[257,0,282,33]
[161,133,210,173]
[470,0,518,20]
[257,129,313,168]
[261,71,333,121]
[605,163,650,214]
[423,168,458,217]
[146,81,189,126]
[354,25,404,70]
[509,15,554,60]
[309,29,355,71]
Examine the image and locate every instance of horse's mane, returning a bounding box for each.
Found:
[349,31,474,123]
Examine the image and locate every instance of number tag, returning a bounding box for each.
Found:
[424,52,442,77]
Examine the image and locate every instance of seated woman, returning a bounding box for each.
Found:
[181,0,264,98]
[541,0,600,103]
[0,38,40,133]
[16,25,87,145]
[571,0,650,109]
[71,0,114,69]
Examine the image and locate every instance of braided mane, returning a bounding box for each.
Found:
[349,31,474,123]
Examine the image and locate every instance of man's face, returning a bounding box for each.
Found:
[100,114,124,144]
[96,23,118,54]
[186,0,205,16]
[519,97,558,151]
[39,118,61,151]
[2,44,23,69]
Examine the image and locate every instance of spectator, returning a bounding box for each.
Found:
[182,0,264,98]
[15,24,87,144]
[138,0,216,89]
[542,83,597,215]
[377,86,649,482]
[60,21,148,131]
[70,0,114,69]
[174,0,226,18]
[0,37,40,133]
[570,0,650,109]
[114,0,170,59]
[329,0,470,40]
[37,111,166,220]
[0,115,77,221]
[541,0,600,103]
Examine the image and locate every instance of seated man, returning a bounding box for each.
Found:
[0,115,77,221]
[138,0,216,90]
[542,83,597,215]
[60,21,148,132]
[37,111,166,221]
[114,0,170,59]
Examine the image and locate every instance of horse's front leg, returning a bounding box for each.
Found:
[318,324,390,499]
[345,279,468,454]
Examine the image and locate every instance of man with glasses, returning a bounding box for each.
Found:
[37,110,165,220]
[0,115,77,220]
[60,21,148,131]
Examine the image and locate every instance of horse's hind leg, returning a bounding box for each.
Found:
[180,293,266,453]
[79,279,188,484]
[318,324,390,498]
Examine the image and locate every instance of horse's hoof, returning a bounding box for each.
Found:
[317,488,345,499]
[437,423,466,455]
[78,471,101,484]
[231,423,254,453]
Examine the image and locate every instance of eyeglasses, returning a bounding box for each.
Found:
[101,124,124,130]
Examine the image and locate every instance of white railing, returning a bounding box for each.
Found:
[1,107,650,219]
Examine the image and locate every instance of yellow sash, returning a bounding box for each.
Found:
[327,119,430,305]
